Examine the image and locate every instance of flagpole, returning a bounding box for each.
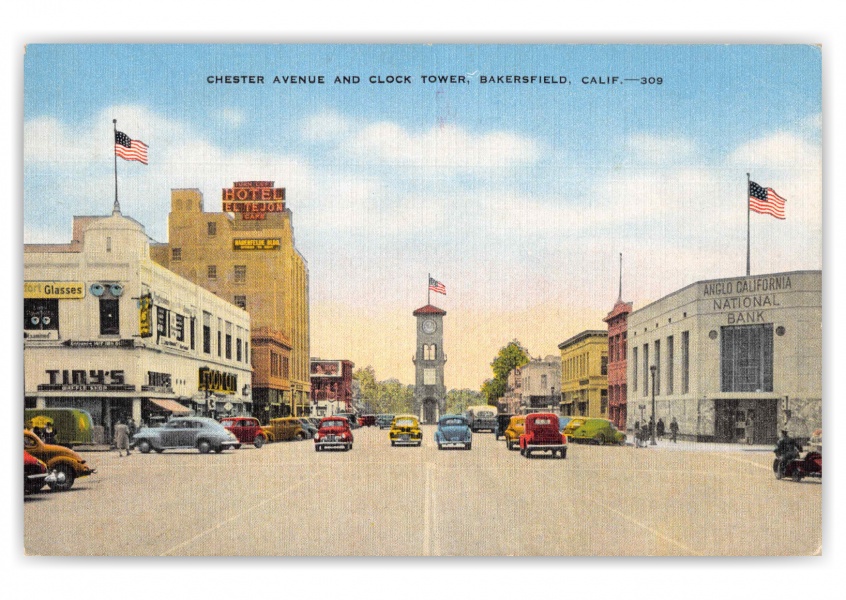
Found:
[113,119,120,214]
[427,273,431,305]
[746,173,751,276]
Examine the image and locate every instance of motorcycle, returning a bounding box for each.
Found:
[773,449,822,482]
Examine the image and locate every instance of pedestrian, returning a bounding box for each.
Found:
[642,424,650,446]
[633,421,641,447]
[114,419,131,457]
[43,422,56,444]
[657,418,665,440]
[670,417,679,443]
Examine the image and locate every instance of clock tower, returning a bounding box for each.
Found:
[412,304,447,424]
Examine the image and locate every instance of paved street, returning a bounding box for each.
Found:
[24,426,821,556]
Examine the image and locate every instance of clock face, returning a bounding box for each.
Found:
[422,319,436,334]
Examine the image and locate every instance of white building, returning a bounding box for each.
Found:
[520,355,562,412]
[626,270,821,443]
[24,207,252,436]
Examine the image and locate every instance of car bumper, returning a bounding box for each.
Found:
[315,441,351,449]
[391,438,422,445]
[438,441,470,447]
[524,444,567,451]
[26,472,56,484]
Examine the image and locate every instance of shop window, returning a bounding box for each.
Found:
[681,331,690,394]
[654,340,661,395]
[99,298,120,335]
[24,298,59,331]
[632,346,638,391]
[721,324,773,392]
[666,335,674,394]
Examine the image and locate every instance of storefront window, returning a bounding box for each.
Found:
[99,298,119,335]
[24,298,59,330]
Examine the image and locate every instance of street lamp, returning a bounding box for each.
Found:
[649,365,657,446]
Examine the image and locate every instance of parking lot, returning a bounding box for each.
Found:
[23,425,821,556]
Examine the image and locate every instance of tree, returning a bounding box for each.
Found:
[483,339,530,405]
[446,388,483,415]
[353,367,414,415]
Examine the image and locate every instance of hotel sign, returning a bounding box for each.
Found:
[24,281,85,299]
[222,181,286,220]
[233,238,281,251]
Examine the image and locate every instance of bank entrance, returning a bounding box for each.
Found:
[714,398,778,444]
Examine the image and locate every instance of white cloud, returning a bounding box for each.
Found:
[729,132,820,168]
[625,134,697,163]
[216,108,245,127]
[300,110,354,141]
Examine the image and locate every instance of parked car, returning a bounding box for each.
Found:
[24,429,95,491]
[376,414,395,429]
[504,415,526,450]
[24,450,56,494]
[219,416,266,448]
[24,408,95,447]
[465,405,498,433]
[495,413,514,440]
[389,415,423,447]
[297,418,318,439]
[563,417,626,445]
[308,417,322,430]
[132,417,241,454]
[358,414,376,427]
[337,413,360,429]
[262,417,308,442]
[435,415,472,450]
[519,413,568,458]
[314,416,354,451]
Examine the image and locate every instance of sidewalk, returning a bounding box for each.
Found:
[626,437,773,453]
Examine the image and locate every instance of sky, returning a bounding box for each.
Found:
[23,44,822,389]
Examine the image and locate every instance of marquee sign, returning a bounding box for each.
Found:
[198,367,237,394]
[233,238,281,250]
[221,181,286,220]
[24,281,85,299]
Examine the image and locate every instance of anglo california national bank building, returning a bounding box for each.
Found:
[626,271,821,444]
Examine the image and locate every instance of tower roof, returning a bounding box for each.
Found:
[413,304,446,316]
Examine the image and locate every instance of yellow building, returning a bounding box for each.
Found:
[150,183,310,418]
[558,330,608,417]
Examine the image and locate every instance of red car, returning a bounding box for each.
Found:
[24,451,55,494]
[358,415,376,427]
[314,416,354,452]
[219,416,266,448]
[519,413,568,459]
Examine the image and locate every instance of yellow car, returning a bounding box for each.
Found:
[389,415,423,447]
[504,415,526,451]
[261,417,307,442]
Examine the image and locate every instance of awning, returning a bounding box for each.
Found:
[149,398,192,415]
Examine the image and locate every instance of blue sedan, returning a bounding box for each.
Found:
[435,415,472,450]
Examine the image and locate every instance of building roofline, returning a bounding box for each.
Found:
[558,329,608,350]
[631,269,821,316]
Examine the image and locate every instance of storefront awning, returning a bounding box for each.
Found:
[149,398,192,415]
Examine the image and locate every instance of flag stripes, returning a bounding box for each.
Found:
[749,181,786,219]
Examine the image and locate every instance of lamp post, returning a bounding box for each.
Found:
[649,364,657,446]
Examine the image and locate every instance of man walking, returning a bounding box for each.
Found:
[670,417,679,443]
[114,419,131,457]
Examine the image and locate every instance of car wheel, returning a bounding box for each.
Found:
[773,459,784,480]
[561,449,567,459]
[525,450,532,459]
[214,446,224,453]
[315,445,321,452]
[198,440,211,454]
[391,440,396,447]
[792,470,802,482]
[346,443,352,452]
[49,464,75,492]
[437,443,443,450]
[137,440,151,454]
[465,443,472,451]
[594,434,605,446]
[506,440,513,450]
[519,448,526,456]
[296,432,305,441]
[253,436,264,449]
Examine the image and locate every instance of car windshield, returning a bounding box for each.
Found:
[321,420,345,428]
[442,418,465,426]
[395,418,416,427]
[478,411,494,418]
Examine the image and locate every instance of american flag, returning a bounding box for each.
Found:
[429,277,446,295]
[115,130,148,164]
[749,181,786,220]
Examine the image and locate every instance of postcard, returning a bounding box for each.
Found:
[22,44,821,557]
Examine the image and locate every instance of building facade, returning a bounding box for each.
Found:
[309,359,355,417]
[412,304,447,424]
[626,270,821,443]
[558,331,608,418]
[603,299,632,430]
[499,366,523,414]
[519,356,562,412]
[150,183,310,419]
[24,208,252,438]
